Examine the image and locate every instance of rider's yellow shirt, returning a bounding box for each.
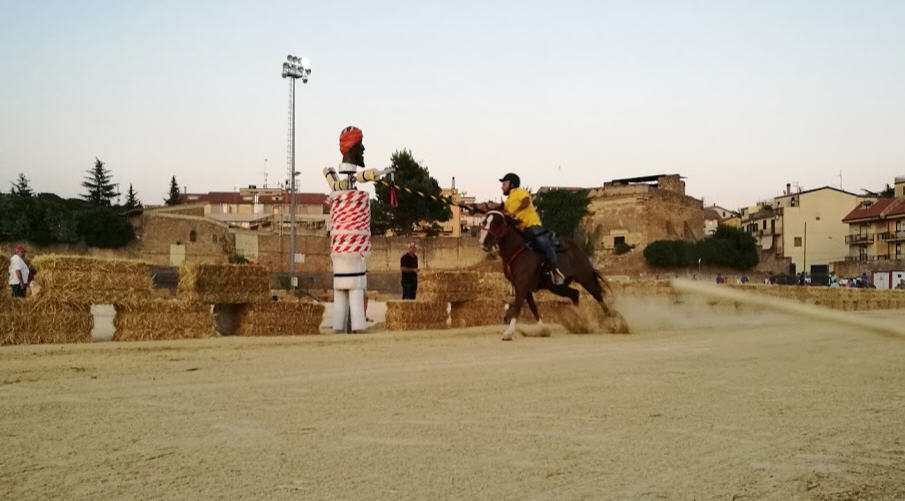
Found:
[503,188,542,229]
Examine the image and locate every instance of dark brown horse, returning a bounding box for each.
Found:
[479,211,625,340]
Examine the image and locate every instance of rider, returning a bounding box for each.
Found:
[478,173,565,286]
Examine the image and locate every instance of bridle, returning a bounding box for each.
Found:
[480,211,510,242]
[480,211,528,279]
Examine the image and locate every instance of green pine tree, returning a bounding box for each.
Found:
[371,150,451,235]
[164,176,181,206]
[81,158,119,206]
[10,173,33,197]
[124,183,141,209]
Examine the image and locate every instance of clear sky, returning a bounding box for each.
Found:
[1,1,903,210]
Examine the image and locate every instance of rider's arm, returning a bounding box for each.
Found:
[511,197,530,215]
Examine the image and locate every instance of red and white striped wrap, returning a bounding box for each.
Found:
[330,190,371,255]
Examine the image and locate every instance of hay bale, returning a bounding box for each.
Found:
[0,298,93,345]
[385,300,448,330]
[450,299,506,328]
[178,263,270,304]
[113,300,212,341]
[31,255,152,304]
[419,271,491,303]
[236,301,324,336]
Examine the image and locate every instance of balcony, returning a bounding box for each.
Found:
[845,233,873,245]
[878,230,905,242]
[845,254,891,262]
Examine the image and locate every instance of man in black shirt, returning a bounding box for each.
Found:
[400,243,419,300]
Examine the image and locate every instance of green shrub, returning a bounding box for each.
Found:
[643,225,758,270]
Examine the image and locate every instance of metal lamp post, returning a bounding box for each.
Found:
[281,54,311,288]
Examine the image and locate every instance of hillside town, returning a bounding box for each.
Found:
[9,172,899,290]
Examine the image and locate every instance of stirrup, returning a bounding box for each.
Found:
[550,269,565,286]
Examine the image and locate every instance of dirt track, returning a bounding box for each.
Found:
[2,299,904,500]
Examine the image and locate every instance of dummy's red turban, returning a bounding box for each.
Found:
[339,126,363,154]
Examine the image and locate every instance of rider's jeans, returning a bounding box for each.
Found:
[523,225,558,269]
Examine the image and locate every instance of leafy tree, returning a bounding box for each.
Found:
[371,150,450,235]
[77,207,136,248]
[0,193,133,248]
[81,157,119,206]
[124,184,141,210]
[164,176,181,206]
[10,173,33,197]
[534,189,591,239]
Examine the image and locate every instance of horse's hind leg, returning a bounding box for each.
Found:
[576,273,630,333]
[548,284,579,304]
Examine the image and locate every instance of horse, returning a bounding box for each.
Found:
[478,210,628,340]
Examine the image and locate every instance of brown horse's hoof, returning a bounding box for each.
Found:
[501,332,514,341]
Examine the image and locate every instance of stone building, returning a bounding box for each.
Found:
[583,174,704,253]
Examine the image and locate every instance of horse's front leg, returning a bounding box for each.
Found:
[526,292,540,323]
[502,288,527,341]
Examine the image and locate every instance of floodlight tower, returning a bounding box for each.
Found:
[281,54,311,287]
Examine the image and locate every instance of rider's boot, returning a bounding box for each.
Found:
[549,268,566,286]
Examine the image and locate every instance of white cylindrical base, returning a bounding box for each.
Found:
[332,288,367,332]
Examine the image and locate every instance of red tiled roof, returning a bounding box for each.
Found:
[842,197,905,222]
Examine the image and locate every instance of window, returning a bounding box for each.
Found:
[794,237,802,247]
[189,230,197,243]
[762,220,767,230]
[614,236,625,247]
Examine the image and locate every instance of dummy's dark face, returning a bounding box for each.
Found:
[349,142,365,167]
[501,180,511,195]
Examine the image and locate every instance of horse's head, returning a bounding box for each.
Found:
[479,211,511,252]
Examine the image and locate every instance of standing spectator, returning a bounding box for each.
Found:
[715,273,724,284]
[400,243,419,300]
[739,274,749,284]
[8,246,29,299]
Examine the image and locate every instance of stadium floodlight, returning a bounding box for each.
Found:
[281,53,312,287]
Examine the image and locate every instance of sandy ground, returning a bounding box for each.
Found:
[2,298,905,501]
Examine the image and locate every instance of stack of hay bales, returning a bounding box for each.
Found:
[418,271,512,329]
[450,298,507,328]
[0,299,93,345]
[891,291,905,310]
[32,255,152,303]
[420,271,488,303]
[113,300,213,341]
[236,301,324,336]
[177,263,270,304]
[385,300,448,330]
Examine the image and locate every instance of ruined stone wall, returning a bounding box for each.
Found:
[656,175,685,194]
[583,190,703,255]
[138,214,233,265]
[643,190,704,242]
[254,234,487,273]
